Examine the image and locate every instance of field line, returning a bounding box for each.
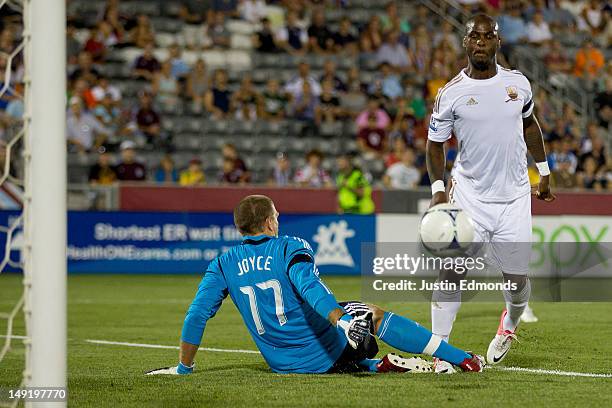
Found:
[84,339,261,354]
[6,336,612,379]
[491,366,612,378]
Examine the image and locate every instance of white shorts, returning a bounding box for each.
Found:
[449,178,532,275]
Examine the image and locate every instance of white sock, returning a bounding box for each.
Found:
[502,278,531,332]
[431,288,461,340]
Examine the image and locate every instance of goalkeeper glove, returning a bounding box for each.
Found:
[336,314,371,349]
[145,362,194,375]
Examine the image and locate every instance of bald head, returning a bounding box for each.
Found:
[465,14,498,36]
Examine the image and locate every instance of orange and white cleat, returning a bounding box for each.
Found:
[486,309,519,365]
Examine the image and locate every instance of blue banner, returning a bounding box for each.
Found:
[0,211,375,275]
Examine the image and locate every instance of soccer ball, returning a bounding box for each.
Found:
[419,203,475,257]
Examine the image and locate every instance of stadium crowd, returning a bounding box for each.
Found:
[2,0,611,203]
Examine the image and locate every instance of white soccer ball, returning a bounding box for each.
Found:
[419,203,475,257]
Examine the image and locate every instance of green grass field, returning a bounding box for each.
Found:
[1,274,611,407]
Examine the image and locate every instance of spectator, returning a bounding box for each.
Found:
[220,157,243,184]
[116,140,146,181]
[336,153,374,214]
[284,62,321,98]
[315,80,341,125]
[433,21,460,54]
[356,97,391,131]
[154,154,179,183]
[239,0,267,23]
[91,76,121,104]
[333,17,358,54]
[410,24,432,75]
[526,11,553,45]
[68,77,97,110]
[369,62,402,100]
[221,143,250,183]
[102,4,126,44]
[269,152,293,186]
[498,2,527,57]
[66,25,81,65]
[253,17,279,53]
[580,133,608,172]
[294,149,332,188]
[152,60,181,111]
[69,51,101,83]
[341,67,368,117]
[135,92,161,144]
[577,156,608,190]
[308,8,334,53]
[208,12,231,49]
[292,82,318,123]
[385,136,407,168]
[594,76,612,127]
[132,43,160,81]
[88,151,117,185]
[261,79,288,120]
[186,59,209,113]
[383,148,420,189]
[204,69,232,118]
[276,11,308,55]
[178,0,210,25]
[357,113,387,160]
[179,158,206,186]
[232,75,260,120]
[93,92,122,136]
[181,11,214,50]
[380,1,411,37]
[168,44,191,79]
[375,30,411,72]
[580,0,607,35]
[360,15,383,53]
[573,39,605,79]
[544,40,572,73]
[83,25,107,62]
[66,97,110,152]
[129,14,155,48]
[320,60,346,92]
[4,83,23,123]
[551,137,579,174]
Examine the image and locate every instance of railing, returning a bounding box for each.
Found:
[67,184,118,210]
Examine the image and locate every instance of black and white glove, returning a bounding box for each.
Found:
[336,314,371,349]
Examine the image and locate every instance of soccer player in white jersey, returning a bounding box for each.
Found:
[426,14,555,373]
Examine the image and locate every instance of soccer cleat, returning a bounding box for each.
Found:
[520,304,538,323]
[457,353,485,372]
[487,309,519,365]
[433,357,456,374]
[376,353,432,373]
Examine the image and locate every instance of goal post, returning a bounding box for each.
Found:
[23,0,67,404]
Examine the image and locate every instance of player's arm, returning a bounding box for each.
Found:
[147,261,228,375]
[426,90,454,207]
[522,102,555,202]
[285,241,370,348]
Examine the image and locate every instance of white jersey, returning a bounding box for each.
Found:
[428,65,534,202]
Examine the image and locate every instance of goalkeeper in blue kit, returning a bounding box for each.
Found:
[147,195,484,375]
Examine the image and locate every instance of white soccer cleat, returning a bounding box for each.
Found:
[376,353,432,373]
[520,304,538,323]
[433,357,457,374]
[487,310,519,365]
[145,366,179,375]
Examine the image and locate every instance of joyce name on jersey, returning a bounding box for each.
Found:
[428,66,534,202]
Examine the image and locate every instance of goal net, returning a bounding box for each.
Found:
[0,0,66,406]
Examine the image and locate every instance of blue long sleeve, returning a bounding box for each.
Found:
[181,264,228,345]
[287,260,342,321]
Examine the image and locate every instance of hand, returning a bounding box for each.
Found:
[430,191,448,208]
[145,362,194,375]
[336,314,371,349]
[532,176,556,202]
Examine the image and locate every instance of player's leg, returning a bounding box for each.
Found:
[430,179,491,372]
[367,303,484,372]
[486,193,532,364]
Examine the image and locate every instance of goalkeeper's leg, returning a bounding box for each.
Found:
[368,304,483,372]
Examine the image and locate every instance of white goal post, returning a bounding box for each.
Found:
[23,0,67,405]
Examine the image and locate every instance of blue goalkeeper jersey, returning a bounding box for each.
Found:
[181,234,347,373]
